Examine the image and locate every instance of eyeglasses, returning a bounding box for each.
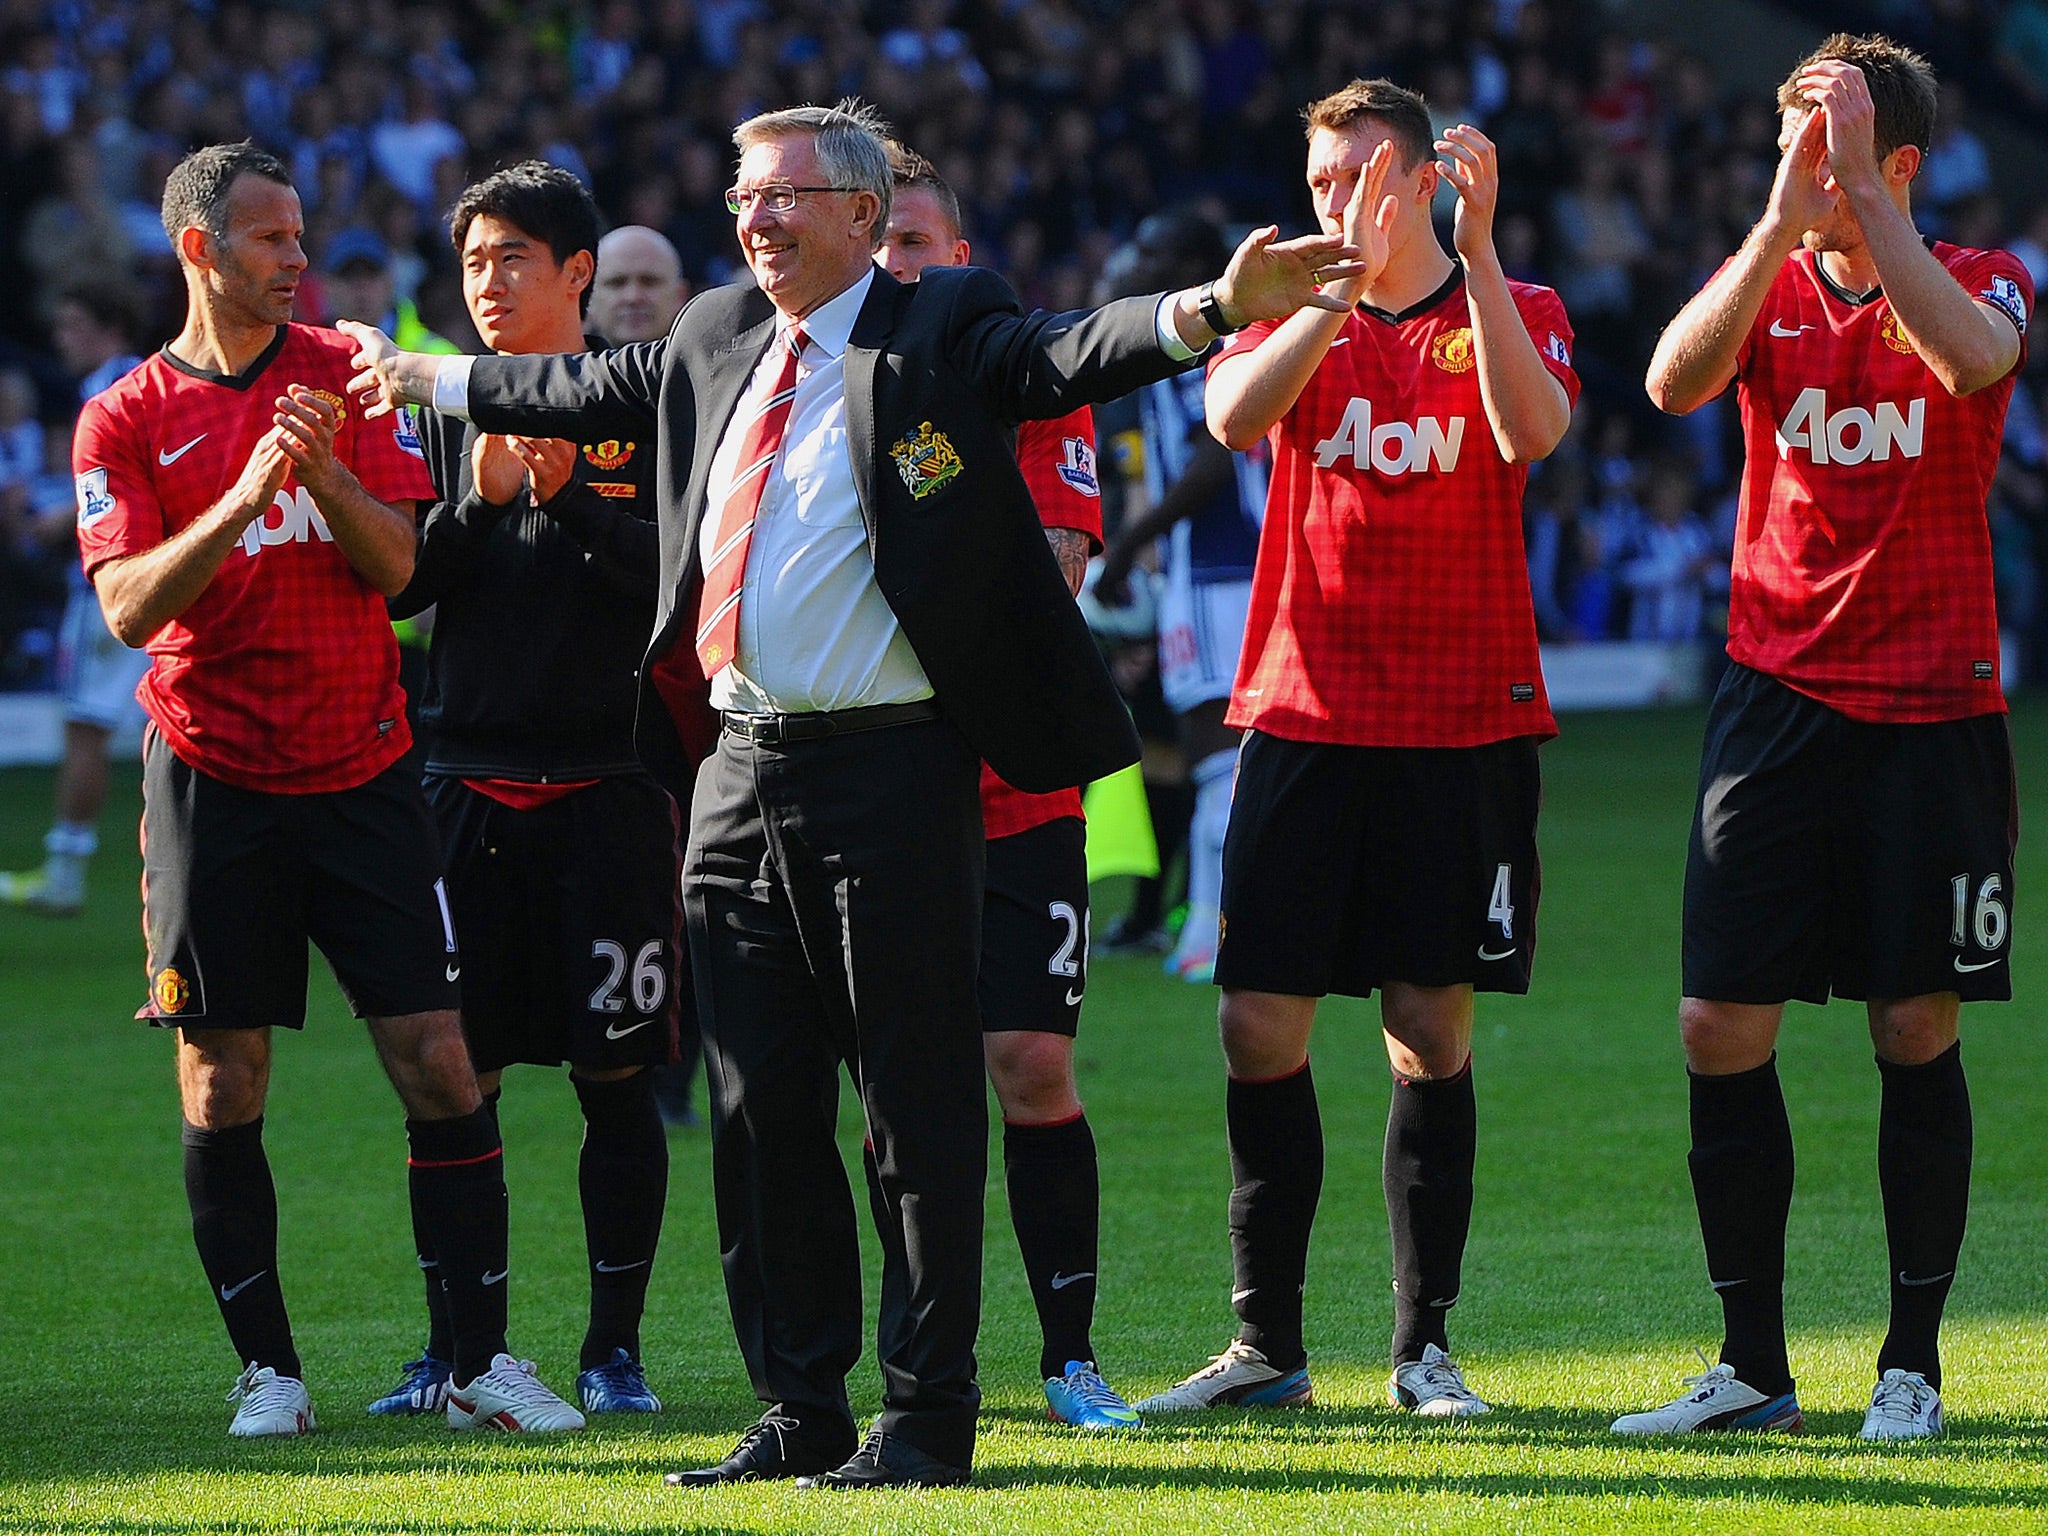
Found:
[724,183,851,214]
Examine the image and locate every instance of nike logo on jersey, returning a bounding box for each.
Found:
[1050,1271,1095,1290]
[595,1258,650,1274]
[480,1268,508,1286]
[445,964,460,983]
[1953,956,2002,973]
[1767,320,1812,337]
[1328,336,1351,347]
[1477,945,1518,962]
[220,1271,267,1302]
[605,1018,653,1040]
[1064,987,1085,1007]
[1898,1269,1954,1287]
[158,434,207,465]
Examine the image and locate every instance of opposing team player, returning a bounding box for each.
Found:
[1618,36,2026,1442]
[0,283,144,915]
[870,144,1141,1431]
[1139,80,1575,1418]
[1095,213,1265,984]
[79,142,575,1436]
[371,163,679,1421]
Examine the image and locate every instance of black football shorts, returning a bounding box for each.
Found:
[980,814,1089,1036]
[139,729,461,1029]
[1683,663,2017,1005]
[426,773,686,1073]
[1215,730,1542,999]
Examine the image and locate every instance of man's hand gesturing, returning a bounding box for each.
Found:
[1436,125,1503,263]
[339,319,429,421]
[1208,226,1367,329]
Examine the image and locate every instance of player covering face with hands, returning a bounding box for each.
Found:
[1625,34,2025,1443]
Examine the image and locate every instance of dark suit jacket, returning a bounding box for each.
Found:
[459,264,1192,800]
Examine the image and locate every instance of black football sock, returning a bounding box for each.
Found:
[183,1117,301,1380]
[412,1088,497,1364]
[1875,1044,1971,1390]
[1003,1114,1102,1380]
[1689,1056,1795,1398]
[407,1104,509,1387]
[574,1070,669,1370]
[1385,1057,1477,1367]
[1227,1062,1322,1370]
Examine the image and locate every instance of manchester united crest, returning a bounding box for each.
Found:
[1431,327,1477,373]
[154,966,190,1015]
[308,388,348,421]
[890,421,963,499]
[584,439,635,470]
[1880,309,1916,354]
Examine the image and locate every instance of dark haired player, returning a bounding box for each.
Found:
[79,142,571,1435]
[1139,79,1575,1418]
[368,161,679,1422]
[871,145,1140,1432]
[1620,35,2027,1442]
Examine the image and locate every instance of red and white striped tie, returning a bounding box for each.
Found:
[694,326,806,676]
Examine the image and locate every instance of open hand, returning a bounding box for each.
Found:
[511,436,577,505]
[1765,101,1835,241]
[1213,226,1367,325]
[338,318,409,421]
[1796,60,1882,196]
[273,386,341,493]
[1435,125,1500,262]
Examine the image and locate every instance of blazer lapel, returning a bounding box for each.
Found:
[843,271,900,552]
[679,309,779,563]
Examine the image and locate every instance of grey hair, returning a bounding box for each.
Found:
[732,98,893,247]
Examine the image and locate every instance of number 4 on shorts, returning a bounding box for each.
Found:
[1486,863,1514,941]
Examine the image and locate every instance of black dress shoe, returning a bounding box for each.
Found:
[663,1409,855,1486]
[794,1429,972,1490]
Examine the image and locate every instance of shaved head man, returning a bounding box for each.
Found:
[589,226,687,343]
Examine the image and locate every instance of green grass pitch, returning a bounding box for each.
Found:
[1,703,2044,1534]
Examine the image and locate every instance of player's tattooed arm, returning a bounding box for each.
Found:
[275,386,417,595]
[1046,526,1091,597]
[94,431,293,646]
[1647,106,1828,414]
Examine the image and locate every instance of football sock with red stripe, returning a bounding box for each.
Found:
[1227,1062,1322,1371]
[1384,1058,1476,1367]
[407,1104,508,1387]
[411,1088,499,1365]
[1689,1056,1796,1399]
[573,1069,668,1370]
[1003,1114,1101,1381]
[182,1117,301,1380]
[1875,1043,1971,1390]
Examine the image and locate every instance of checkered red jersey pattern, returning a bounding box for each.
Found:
[982,407,1100,840]
[1217,276,1576,747]
[1727,244,2030,722]
[74,325,436,792]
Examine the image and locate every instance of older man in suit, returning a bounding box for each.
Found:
[346,99,1359,1489]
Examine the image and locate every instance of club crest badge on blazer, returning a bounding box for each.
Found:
[891,421,963,499]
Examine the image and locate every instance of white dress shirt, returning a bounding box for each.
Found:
[698,268,932,713]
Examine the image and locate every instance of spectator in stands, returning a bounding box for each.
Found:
[1620,460,1717,642]
[318,227,462,356]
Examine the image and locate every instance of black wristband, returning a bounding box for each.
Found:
[1196,281,1239,336]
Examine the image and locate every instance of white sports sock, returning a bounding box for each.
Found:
[1186,749,1237,917]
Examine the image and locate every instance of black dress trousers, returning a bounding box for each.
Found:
[683,714,987,1468]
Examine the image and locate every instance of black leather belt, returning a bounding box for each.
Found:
[720,699,941,745]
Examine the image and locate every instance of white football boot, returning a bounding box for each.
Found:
[1860,1369,1943,1441]
[1611,1361,1803,1435]
[1134,1340,1313,1413]
[445,1353,586,1432]
[1390,1343,1492,1417]
[227,1362,316,1437]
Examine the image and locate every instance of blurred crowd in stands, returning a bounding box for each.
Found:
[4,0,2048,689]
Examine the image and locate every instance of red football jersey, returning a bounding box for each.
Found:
[1726,243,2029,722]
[981,407,1100,840]
[75,325,436,792]
[1217,274,1576,748]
